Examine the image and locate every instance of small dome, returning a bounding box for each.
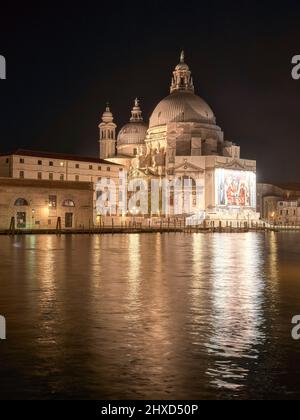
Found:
[101,105,114,123]
[149,91,216,128]
[118,99,148,145]
[118,122,148,145]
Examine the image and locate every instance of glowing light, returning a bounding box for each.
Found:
[215,168,256,208]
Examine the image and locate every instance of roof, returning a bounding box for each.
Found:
[259,182,300,192]
[0,149,122,166]
[274,183,300,191]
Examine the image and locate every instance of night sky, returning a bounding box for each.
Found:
[1,1,300,183]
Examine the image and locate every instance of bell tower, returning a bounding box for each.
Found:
[99,104,117,159]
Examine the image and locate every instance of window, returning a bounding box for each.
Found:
[107,178,111,185]
[14,198,29,206]
[19,171,24,179]
[107,167,111,172]
[49,195,57,209]
[49,161,53,167]
[62,199,75,207]
[75,175,80,181]
[38,160,42,165]
[133,148,138,156]
[38,172,42,180]
[19,158,24,164]
[6,158,9,164]
[75,164,80,169]
[98,166,102,171]
[60,162,64,167]
[48,219,52,225]
[98,177,102,182]
[119,191,123,201]
[119,168,123,172]
[49,173,53,180]
[89,165,93,170]
[60,174,64,181]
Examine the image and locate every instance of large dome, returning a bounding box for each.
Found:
[118,121,148,145]
[149,91,216,128]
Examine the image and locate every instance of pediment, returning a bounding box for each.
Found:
[174,160,204,173]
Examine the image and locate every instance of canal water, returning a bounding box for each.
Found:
[0,232,300,399]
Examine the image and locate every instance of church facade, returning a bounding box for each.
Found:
[99,52,259,224]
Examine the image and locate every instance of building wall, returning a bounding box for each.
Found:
[276,201,300,225]
[0,156,11,177]
[0,178,94,230]
[257,183,300,222]
[0,153,125,223]
[9,154,121,183]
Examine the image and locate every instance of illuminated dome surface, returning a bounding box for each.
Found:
[149,91,216,128]
[118,121,148,144]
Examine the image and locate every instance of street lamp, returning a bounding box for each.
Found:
[31,209,35,229]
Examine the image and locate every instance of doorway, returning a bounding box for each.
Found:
[16,212,26,229]
[65,213,73,228]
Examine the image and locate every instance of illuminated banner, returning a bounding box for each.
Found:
[215,168,256,208]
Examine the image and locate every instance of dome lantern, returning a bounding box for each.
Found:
[170,51,194,94]
[130,98,144,122]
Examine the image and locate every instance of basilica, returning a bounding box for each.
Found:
[99,52,259,223]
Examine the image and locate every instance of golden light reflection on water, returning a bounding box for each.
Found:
[268,232,279,296]
[91,235,102,289]
[127,234,141,305]
[205,233,266,391]
[2,232,298,399]
[35,236,59,347]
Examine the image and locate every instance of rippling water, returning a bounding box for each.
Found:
[0,232,300,399]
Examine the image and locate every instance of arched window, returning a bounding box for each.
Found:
[180,176,196,191]
[14,198,29,206]
[62,199,75,207]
